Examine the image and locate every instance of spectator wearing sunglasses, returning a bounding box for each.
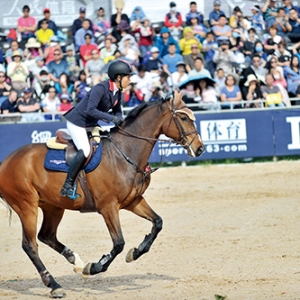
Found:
[47,50,70,82]
[17,5,37,40]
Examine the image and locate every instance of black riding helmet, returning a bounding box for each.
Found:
[108,60,133,80]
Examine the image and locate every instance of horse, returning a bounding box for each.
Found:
[0,91,204,298]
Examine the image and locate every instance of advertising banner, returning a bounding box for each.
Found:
[148,110,275,162]
[0,109,299,163]
[273,109,300,156]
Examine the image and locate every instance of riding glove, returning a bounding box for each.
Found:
[112,116,123,126]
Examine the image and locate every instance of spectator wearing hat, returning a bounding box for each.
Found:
[242,74,262,108]
[72,7,93,36]
[162,43,184,75]
[154,27,180,59]
[5,41,24,64]
[85,49,104,85]
[112,20,131,42]
[186,1,204,26]
[189,57,211,78]
[79,33,98,66]
[94,7,110,36]
[132,17,154,57]
[44,36,61,64]
[37,8,58,34]
[209,0,226,26]
[212,15,232,43]
[35,20,55,46]
[130,6,146,28]
[262,0,278,28]
[24,38,43,62]
[179,26,202,56]
[17,87,40,113]
[31,56,48,94]
[65,45,80,81]
[286,8,300,43]
[7,50,29,92]
[60,93,73,112]
[75,19,95,51]
[1,89,18,114]
[171,61,188,89]
[41,86,61,120]
[119,35,140,65]
[17,5,37,40]
[250,6,265,36]
[164,2,183,41]
[145,46,163,73]
[47,49,69,82]
[184,42,205,73]
[110,4,130,29]
[212,40,235,76]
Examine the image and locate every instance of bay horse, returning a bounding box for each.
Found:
[0,91,204,298]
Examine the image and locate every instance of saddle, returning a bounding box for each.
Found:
[46,126,104,213]
[46,127,103,166]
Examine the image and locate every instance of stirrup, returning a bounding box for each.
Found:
[60,183,81,200]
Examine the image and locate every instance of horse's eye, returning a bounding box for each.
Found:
[180,116,188,122]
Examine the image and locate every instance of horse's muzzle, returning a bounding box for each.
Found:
[195,145,205,157]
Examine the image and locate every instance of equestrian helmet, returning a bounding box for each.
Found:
[108,60,133,80]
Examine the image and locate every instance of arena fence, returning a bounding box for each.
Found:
[1,100,300,163]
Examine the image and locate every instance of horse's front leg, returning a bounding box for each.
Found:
[124,196,163,263]
[83,203,124,275]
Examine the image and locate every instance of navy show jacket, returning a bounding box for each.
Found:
[64,80,122,127]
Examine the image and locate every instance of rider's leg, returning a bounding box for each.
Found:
[60,121,90,200]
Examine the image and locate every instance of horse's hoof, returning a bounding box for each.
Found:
[73,252,85,274]
[74,265,84,274]
[125,248,136,263]
[50,288,66,298]
[82,263,92,275]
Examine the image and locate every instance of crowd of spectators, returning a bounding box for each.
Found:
[1,0,300,120]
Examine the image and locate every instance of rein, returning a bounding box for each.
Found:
[105,100,200,199]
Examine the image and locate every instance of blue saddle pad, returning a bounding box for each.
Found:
[44,144,102,173]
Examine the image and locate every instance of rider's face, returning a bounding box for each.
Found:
[121,75,131,89]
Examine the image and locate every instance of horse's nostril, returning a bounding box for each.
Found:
[196,145,205,157]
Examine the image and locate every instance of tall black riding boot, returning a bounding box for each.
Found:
[60,149,86,200]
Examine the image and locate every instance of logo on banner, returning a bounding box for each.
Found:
[31,130,52,143]
[286,116,300,150]
[200,119,247,153]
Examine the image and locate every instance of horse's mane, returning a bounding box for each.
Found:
[122,97,169,127]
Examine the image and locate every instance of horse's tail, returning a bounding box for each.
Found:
[0,162,13,225]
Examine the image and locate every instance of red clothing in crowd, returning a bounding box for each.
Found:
[133,27,153,47]
[79,44,98,66]
[164,12,183,28]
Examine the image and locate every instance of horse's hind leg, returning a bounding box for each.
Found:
[124,196,163,263]
[38,204,85,274]
[18,204,66,298]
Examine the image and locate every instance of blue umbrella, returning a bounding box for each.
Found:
[179,75,216,90]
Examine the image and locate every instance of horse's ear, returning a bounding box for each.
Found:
[173,89,181,106]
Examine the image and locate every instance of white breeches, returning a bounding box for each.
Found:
[66,120,90,158]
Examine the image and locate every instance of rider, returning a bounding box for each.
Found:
[61,60,133,200]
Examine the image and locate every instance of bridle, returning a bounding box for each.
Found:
[117,99,200,151]
[105,99,201,199]
[169,99,200,153]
